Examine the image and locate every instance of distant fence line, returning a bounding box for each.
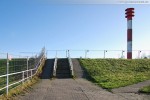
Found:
[0,47,46,95]
[46,50,150,59]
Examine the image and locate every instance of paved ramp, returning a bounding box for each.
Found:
[16,79,127,100]
[72,58,85,78]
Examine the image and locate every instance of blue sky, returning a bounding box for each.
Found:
[0,1,150,57]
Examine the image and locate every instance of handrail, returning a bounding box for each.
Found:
[0,47,46,95]
[68,51,74,76]
[53,54,57,77]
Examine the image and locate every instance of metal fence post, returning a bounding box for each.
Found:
[56,50,57,58]
[85,50,87,58]
[85,50,89,58]
[104,50,107,58]
[31,70,32,78]
[104,50,105,58]
[46,50,48,59]
[121,50,125,58]
[68,50,70,58]
[27,56,29,78]
[6,53,9,96]
[22,71,24,84]
[138,51,141,59]
[66,50,68,57]
[35,55,37,68]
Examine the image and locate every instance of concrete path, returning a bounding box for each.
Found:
[15,59,150,100]
[15,78,150,100]
[112,80,150,93]
[112,80,150,100]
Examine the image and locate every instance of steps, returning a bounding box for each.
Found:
[56,58,71,78]
[40,59,54,79]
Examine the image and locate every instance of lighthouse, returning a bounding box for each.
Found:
[125,8,135,59]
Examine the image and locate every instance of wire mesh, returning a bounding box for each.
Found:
[0,53,7,76]
[0,47,45,95]
[0,53,7,94]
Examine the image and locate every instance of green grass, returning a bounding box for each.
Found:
[0,58,35,75]
[0,58,37,95]
[79,59,150,89]
[0,59,26,75]
[139,85,150,93]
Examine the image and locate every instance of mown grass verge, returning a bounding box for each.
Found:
[79,59,150,89]
[0,58,46,100]
[139,85,150,94]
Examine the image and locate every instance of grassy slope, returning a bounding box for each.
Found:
[80,59,150,89]
[140,85,150,93]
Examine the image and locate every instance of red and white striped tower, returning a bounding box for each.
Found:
[125,8,135,59]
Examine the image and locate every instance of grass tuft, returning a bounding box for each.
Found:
[139,85,150,93]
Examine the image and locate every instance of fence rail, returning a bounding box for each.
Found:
[47,50,150,59]
[0,47,45,95]
[68,51,74,76]
[53,52,58,77]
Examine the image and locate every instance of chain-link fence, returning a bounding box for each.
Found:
[0,48,45,95]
